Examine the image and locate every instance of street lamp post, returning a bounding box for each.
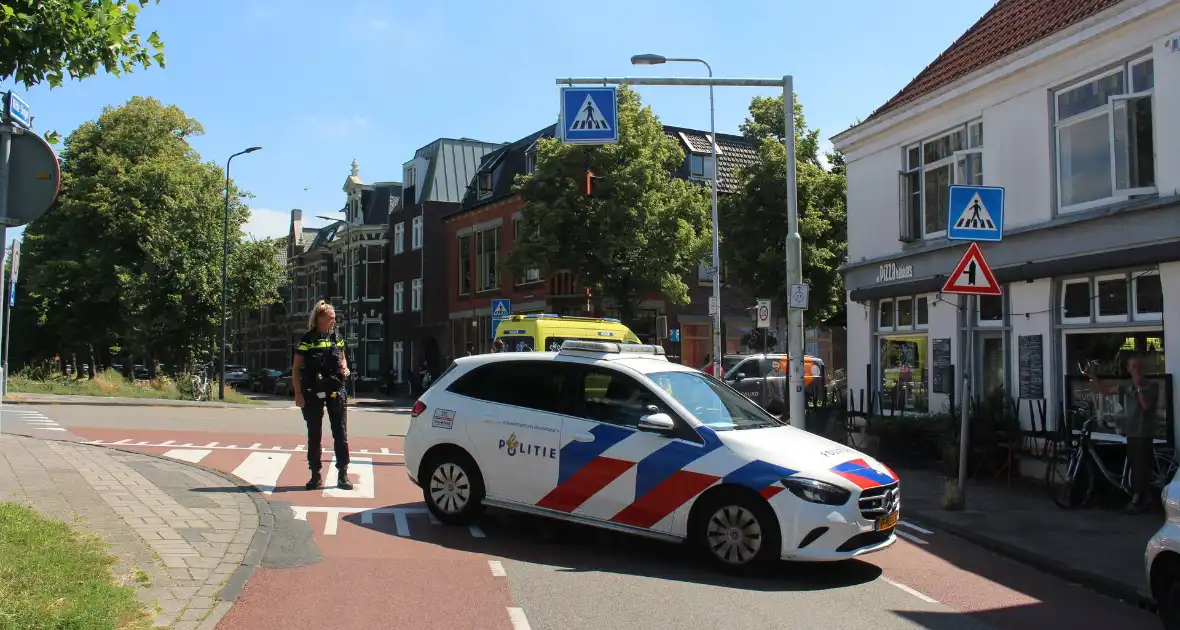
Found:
[631,55,722,378]
[219,146,262,400]
[556,72,805,429]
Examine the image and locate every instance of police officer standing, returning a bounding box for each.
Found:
[293,300,353,491]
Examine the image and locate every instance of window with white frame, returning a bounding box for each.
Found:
[1053,55,1155,213]
[393,282,404,313]
[477,172,493,199]
[525,149,537,174]
[513,218,541,285]
[899,121,983,242]
[405,165,417,188]
[475,226,499,292]
[411,216,422,250]
[392,341,404,383]
[411,278,422,312]
[689,154,715,181]
[393,222,404,255]
[977,293,1004,326]
[877,295,930,332]
[1059,269,1161,324]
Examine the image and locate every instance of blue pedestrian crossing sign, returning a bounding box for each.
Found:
[948,185,1005,242]
[559,87,618,145]
[491,299,511,318]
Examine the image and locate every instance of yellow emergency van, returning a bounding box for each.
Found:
[493,314,642,353]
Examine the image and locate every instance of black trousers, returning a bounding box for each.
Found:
[1127,436,1154,503]
[302,390,349,472]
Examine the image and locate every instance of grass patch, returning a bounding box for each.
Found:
[8,369,261,404]
[0,502,153,630]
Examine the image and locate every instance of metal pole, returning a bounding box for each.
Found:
[783,76,805,429]
[0,124,11,427]
[3,241,13,395]
[957,296,974,504]
[701,64,722,379]
[219,153,236,400]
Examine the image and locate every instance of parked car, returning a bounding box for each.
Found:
[272,369,294,396]
[249,368,283,392]
[721,353,826,416]
[224,365,250,388]
[1146,466,1180,628]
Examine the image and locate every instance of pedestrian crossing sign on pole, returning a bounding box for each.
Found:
[947,185,1005,242]
[941,242,1002,296]
[490,299,511,339]
[558,87,619,145]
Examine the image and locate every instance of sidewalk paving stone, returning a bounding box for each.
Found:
[898,466,1161,608]
[0,433,268,628]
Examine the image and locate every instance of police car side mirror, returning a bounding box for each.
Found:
[638,412,675,432]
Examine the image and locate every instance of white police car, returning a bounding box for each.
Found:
[404,341,899,570]
[1147,468,1180,628]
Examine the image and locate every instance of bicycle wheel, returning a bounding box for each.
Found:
[1154,448,1179,488]
[191,377,203,401]
[1046,449,1095,509]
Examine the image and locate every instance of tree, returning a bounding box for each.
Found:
[505,86,712,322]
[719,95,848,324]
[14,96,279,372]
[0,0,165,89]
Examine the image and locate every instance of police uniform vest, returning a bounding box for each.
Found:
[297,330,345,394]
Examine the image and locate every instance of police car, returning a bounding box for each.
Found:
[404,341,899,570]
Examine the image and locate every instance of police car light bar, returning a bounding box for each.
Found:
[558,340,666,355]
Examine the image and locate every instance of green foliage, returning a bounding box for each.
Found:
[13,96,280,369]
[720,94,848,323]
[0,0,166,90]
[505,86,712,319]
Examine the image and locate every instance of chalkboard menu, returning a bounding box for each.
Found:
[932,338,952,394]
[1018,334,1044,399]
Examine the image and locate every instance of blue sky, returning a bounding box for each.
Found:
[3,0,997,248]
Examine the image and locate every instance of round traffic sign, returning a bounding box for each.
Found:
[3,128,60,227]
[758,305,769,321]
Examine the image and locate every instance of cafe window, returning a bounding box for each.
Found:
[1063,330,1167,439]
[877,295,929,333]
[878,335,929,413]
[1059,269,1162,325]
[977,293,1004,326]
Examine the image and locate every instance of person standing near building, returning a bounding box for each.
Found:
[1085,353,1159,514]
[293,300,353,491]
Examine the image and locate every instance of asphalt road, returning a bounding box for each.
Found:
[1,403,1162,630]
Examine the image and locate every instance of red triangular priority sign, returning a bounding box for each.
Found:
[942,242,1002,296]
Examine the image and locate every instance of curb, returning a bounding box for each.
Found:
[3,395,270,408]
[907,507,1157,612]
[34,435,275,627]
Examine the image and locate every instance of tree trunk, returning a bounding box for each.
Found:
[87,344,97,379]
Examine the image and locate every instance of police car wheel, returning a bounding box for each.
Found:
[693,491,781,572]
[422,451,485,526]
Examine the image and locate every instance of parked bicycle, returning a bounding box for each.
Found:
[190,363,214,401]
[1046,415,1178,509]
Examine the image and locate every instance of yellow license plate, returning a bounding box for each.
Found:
[876,511,899,531]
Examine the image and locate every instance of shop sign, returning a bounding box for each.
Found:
[875,262,913,284]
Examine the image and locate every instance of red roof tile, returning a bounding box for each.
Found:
[865,0,1128,122]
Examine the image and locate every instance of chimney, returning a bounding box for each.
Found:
[291,208,303,241]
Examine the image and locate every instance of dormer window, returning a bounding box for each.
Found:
[477,172,493,199]
[689,154,715,181]
[525,149,537,174]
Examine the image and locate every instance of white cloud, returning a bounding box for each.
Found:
[241,208,292,240]
[817,139,834,171]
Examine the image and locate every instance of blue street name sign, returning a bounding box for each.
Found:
[558,87,618,145]
[490,299,511,339]
[947,185,1005,242]
[4,92,32,129]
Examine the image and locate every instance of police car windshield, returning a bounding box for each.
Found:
[648,371,782,431]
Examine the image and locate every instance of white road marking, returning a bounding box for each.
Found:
[289,505,483,538]
[469,525,486,538]
[29,427,66,431]
[507,607,532,630]
[899,520,934,535]
[896,530,928,545]
[882,577,939,604]
[488,560,506,577]
[323,457,375,499]
[231,452,291,494]
[159,440,176,446]
[24,419,57,424]
[162,448,212,463]
[83,439,401,457]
